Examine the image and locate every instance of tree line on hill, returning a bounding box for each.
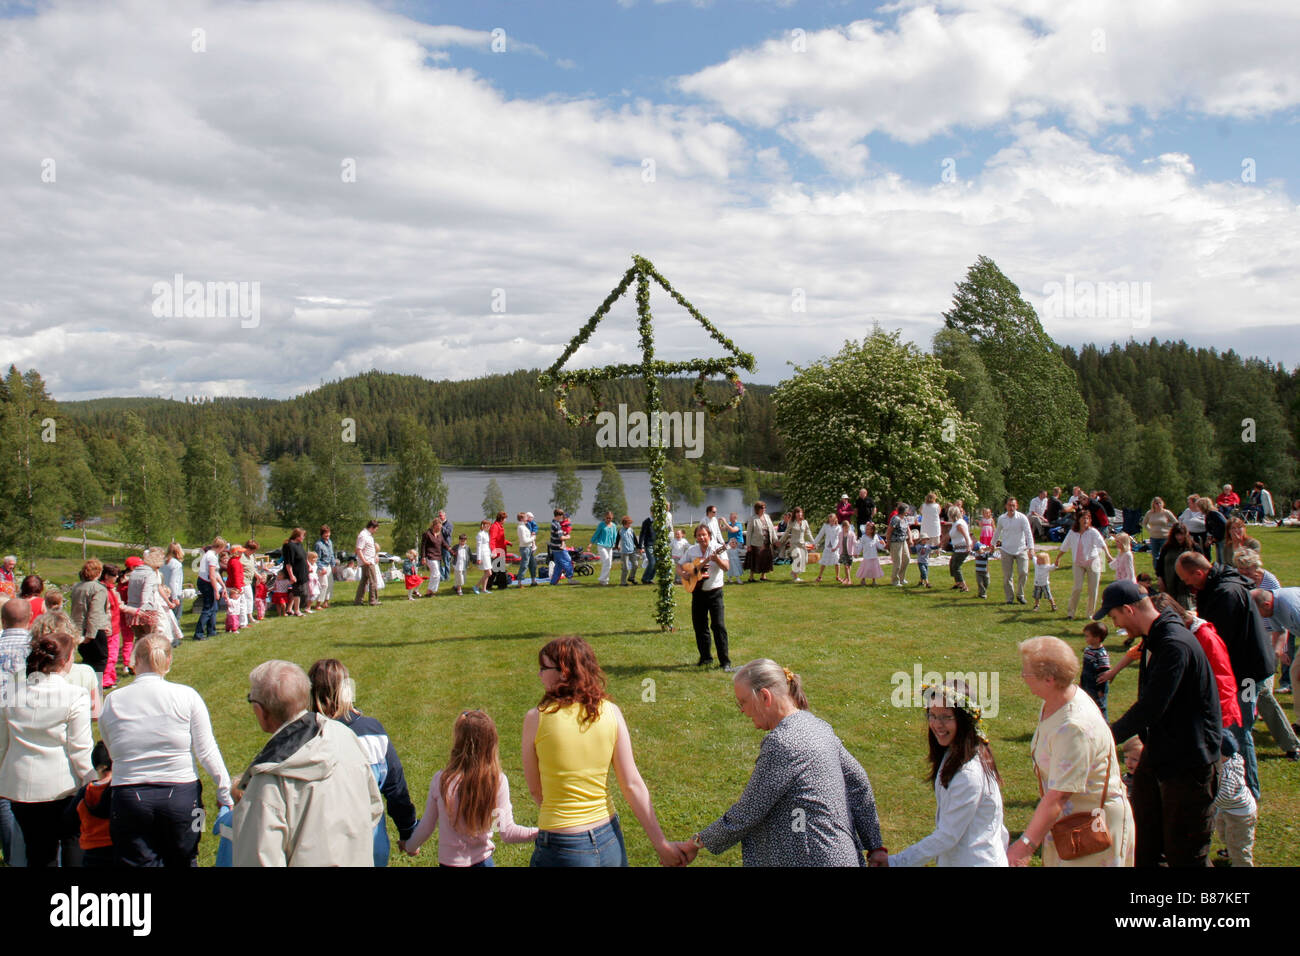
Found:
[3,257,1297,568]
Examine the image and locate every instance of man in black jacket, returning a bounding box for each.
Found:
[1099,581,1221,867]
[1177,552,1275,796]
[639,513,657,584]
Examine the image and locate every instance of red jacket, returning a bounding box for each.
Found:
[226,558,245,591]
[1190,617,1241,728]
[489,521,509,556]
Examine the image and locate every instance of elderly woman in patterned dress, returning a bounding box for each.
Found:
[675,659,887,866]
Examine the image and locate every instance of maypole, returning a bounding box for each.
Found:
[538,255,755,630]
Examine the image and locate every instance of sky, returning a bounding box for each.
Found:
[2,0,1298,401]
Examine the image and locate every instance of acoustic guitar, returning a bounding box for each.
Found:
[680,543,727,593]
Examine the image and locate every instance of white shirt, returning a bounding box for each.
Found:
[889,751,1008,868]
[198,549,223,588]
[355,529,378,565]
[1034,562,1053,586]
[706,516,726,548]
[1060,528,1108,568]
[670,537,690,563]
[1178,508,1205,533]
[1028,496,1047,518]
[680,543,725,591]
[517,523,536,550]
[995,511,1034,556]
[99,673,233,806]
[0,672,95,802]
[476,530,491,563]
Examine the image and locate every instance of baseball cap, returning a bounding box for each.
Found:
[1093,580,1144,620]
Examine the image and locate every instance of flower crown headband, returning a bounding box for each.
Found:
[920,683,988,743]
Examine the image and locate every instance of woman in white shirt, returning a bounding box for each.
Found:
[98,632,232,866]
[889,681,1007,867]
[945,506,974,592]
[0,632,95,867]
[1054,511,1114,620]
[516,512,538,587]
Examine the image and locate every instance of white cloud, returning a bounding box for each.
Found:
[2,0,1298,403]
[678,0,1300,173]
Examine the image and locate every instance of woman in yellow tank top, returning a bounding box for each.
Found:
[522,636,684,867]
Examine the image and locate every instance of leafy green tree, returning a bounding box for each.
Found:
[86,433,129,507]
[664,458,705,509]
[774,329,980,518]
[0,367,66,568]
[374,417,448,553]
[482,478,505,519]
[267,454,312,526]
[932,328,1009,507]
[942,256,1086,494]
[591,462,628,520]
[305,425,371,539]
[1214,364,1296,493]
[1093,394,1143,506]
[234,451,267,533]
[550,449,582,515]
[119,413,186,547]
[1172,390,1219,494]
[740,467,761,507]
[1133,419,1183,509]
[183,430,238,543]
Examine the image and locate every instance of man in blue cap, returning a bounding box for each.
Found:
[1097,580,1221,867]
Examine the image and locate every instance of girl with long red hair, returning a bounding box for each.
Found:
[522,636,683,866]
[404,710,537,867]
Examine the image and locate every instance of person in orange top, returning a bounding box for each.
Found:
[75,742,114,868]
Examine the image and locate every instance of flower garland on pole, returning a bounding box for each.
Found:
[538,255,756,631]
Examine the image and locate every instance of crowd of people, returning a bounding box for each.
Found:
[0,472,1295,868]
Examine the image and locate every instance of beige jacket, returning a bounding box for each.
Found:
[232,712,383,867]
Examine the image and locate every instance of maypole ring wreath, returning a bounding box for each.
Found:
[538,254,756,631]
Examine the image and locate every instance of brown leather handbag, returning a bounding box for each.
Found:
[1034,751,1113,860]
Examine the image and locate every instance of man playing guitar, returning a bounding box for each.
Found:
[678,523,732,671]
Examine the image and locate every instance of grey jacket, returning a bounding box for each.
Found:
[699,709,882,866]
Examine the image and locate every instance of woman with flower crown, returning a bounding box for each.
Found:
[887,680,1008,867]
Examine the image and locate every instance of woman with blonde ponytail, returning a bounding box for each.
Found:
[673,659,886,867]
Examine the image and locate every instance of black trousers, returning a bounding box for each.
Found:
[1130,753,1217,867]
[11,796,78,867]
[79,629,109,674]
[691,586,729,667]
[111,781,203,867]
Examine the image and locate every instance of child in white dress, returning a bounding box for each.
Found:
[855,521,886,585]
[813,515,840,584]
[837,520,857,586]
[453,535,470,595]
[1109,533,1136,584]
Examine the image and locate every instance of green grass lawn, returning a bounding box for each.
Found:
[82,526,1300,866]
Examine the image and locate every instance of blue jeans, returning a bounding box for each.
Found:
[1230,691,1260,800]
[194,577,217,638]
[517,546,537,583]
[0,797,26,866]
[548,548,573,584]
[530,815,627,867]
[1148,537,1165,573]
[641,547,657,584]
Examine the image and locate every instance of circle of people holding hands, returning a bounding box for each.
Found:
[0,475,1293,867]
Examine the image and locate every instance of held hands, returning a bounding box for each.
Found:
[655,839,690,867]
[1007,838,1032,867]
[867,848,888,867]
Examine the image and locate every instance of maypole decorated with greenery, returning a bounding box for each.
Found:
[538,255,755,630]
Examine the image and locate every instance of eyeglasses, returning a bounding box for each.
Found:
[246,693,264,708]
[539,663,559,674]
[926,713,957,724]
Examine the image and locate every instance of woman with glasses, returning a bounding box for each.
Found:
[886,681,1007,867]
[673,659,886,867]
[522,636,682,866]
[98,632,232,866]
